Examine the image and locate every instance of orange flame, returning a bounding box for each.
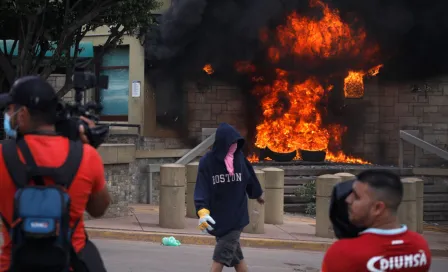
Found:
[244,0,377,164]
[344,64,383,98]
[274,0,368,59]
[203,64,214,75]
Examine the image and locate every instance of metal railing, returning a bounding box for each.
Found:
[175,128,216,165]
[146,128,217,204]
[398,130,448,168]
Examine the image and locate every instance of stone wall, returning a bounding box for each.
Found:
[183,78,447,166]
[186,81,248,140]
[345,78,448,166]
[420,175,448,222]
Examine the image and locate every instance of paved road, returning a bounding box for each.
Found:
[93,239,448,272]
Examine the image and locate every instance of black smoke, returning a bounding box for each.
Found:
[147,0,448,82]
[145,0,448,150]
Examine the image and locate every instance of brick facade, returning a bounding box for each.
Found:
[185,78,448,166]
[186,81,248,140]
[345,78,448,166]
[49,73,447,166]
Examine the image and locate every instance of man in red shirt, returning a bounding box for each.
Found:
[0,76,111,271]
[322,170,431,272]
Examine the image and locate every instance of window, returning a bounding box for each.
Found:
[97,46,130,121]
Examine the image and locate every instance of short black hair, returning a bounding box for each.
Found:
[357,169,403,212]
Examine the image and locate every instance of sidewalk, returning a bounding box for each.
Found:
[85,205,448,257]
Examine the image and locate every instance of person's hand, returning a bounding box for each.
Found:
[197,208,215,234]
[79,116,95,144]
[257,193,265,205]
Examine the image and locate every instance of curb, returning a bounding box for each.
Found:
[86,228,331,252]
[86,228,448,257]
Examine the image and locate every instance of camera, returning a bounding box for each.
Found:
[55,70,110,148]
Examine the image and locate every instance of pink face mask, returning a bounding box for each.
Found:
[224,143,238,175]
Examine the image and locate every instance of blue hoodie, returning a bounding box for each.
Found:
[194,123,263,237]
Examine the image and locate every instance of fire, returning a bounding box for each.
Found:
[203,64,214,75]
[247,153,259,163]
[275,0,367,59]
[344,71,364,98]
[243,0,380,164]
[254,71,335,153]
[344,64,383,98]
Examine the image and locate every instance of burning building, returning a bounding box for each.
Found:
[146,0,448,166]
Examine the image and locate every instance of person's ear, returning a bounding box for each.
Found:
[15,106,28,125]
[372,201,386,217]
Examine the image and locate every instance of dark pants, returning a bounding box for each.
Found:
[77,239,107,272]
[6,240,106,272]
[213,230,244,267]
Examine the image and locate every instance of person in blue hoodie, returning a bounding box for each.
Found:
[194,123,264,272]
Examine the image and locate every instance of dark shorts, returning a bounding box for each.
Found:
[213,230,244,267]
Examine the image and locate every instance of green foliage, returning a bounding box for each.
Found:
[294,180,316,216]
[0,0,162,93]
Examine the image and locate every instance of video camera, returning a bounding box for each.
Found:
[55,70,110,148]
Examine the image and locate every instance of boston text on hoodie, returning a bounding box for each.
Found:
[194,123,263,237]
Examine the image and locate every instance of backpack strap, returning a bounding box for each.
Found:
[58,140,84,188]
[14,138,84,189]
[0,140,27,231]
[2,139,28,189]
[16,139,46,186]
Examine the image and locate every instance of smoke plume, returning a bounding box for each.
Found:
[148,0,448,81]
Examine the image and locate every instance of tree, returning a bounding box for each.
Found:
[0,0,161,97]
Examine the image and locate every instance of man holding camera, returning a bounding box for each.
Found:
[0,76,110,272]
[322,170,431,272]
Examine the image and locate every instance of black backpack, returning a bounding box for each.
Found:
[0,138,88,272]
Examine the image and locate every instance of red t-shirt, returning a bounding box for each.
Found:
[322,226,431,272]
[0,135,106,272]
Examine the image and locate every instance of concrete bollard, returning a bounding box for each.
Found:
[159,164,186,229]
[334,172,356,182]
[243,170,266,234]
[262,168,284,225]
[399,178,418,232]
[186,162,199,218]
[315,174,343,238]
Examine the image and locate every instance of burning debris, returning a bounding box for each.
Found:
[150,0,448,164]
[344,64,383,98]
[203,64,214,75]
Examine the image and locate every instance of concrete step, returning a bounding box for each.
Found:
[424,212,448,222]
[424,194,448,203]
[424,203,448,212]
[284,203,309,213]
[282,167,413,177]
[284,194,312,204]
[284,176,316,186]
[424,185,448,194]
[284,185,314,195]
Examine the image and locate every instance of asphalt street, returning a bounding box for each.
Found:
[93,239,448,272]
[0,237,446,271]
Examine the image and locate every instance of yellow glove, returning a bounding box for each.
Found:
[197,208,216,234]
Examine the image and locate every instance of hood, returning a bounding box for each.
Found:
[212,123,245,161]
